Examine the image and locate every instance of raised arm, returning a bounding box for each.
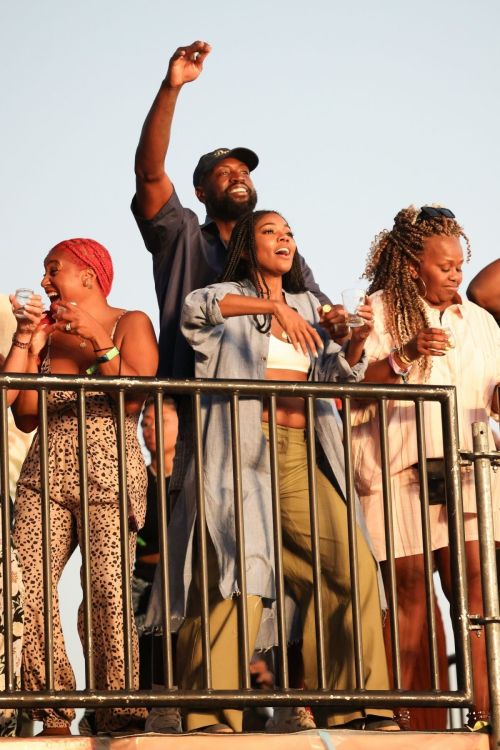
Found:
[466,259,500,322]
[134,41,212,220]
[4,294,45,429]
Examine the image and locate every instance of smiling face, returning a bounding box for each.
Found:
[196,157,257,220]
[413,235,464,310]
[253,212,297,278]
[41,248,89,307]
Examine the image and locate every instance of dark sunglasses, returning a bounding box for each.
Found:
[418,206,455,220]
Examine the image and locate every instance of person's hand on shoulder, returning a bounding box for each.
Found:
[165,41,212,89]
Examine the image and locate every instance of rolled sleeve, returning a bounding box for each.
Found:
[314,343,368,383]
[181,283,242,356]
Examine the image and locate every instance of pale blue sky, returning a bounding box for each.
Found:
[2,0,499,724]
[2,0,499,323]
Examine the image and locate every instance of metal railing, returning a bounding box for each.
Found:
[0,373,498,740]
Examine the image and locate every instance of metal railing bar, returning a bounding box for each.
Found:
[76,388,94,689]
[0,688,473,709]
[414,398,440,690]
[471,421,500,746]
[115,389,133,690]
[441,394,472,699]
[38,387,54,690]
[153,391,174,689]
[192,390,212,689]
[0,373,459,403]
[341,397,364,688]
[0,375,481,716]
[305,395,326,689]
[230,392,250,689]
[0,390,14,690]
[268,394,289,689]
[378,397,401,688]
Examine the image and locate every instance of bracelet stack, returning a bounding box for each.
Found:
[388,345,413,383]
[396,345,413,368]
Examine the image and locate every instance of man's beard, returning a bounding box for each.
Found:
[204,185,258,222]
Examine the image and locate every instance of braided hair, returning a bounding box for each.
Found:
[220,210,306,333]
[363,205,471,377]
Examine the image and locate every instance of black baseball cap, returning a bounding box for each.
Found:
[193,147,259,187]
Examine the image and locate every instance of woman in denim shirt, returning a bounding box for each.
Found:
[171,210,395,733]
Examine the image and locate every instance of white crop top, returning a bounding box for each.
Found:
[267,334,311,373]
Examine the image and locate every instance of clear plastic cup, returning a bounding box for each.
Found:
[14,288,34,319]
[341,288,366,328]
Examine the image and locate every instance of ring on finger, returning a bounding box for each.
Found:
[65,322,72,333]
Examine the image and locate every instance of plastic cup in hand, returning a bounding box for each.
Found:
[341,288,366,328]
[14,288,34,319]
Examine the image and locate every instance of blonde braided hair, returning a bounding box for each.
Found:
[363,205,471,378]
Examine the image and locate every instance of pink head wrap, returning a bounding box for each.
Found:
[50,238,114,297]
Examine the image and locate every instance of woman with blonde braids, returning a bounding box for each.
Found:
[352,205,500,731]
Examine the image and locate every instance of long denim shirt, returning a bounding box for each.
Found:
[151,279,382,639]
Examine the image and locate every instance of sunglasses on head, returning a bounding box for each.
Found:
[418,206,456,220]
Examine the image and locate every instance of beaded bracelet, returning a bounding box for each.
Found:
[11,336,30,350]
[86,346,120,375]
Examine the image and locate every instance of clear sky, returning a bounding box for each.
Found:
[2,0,499,727]
[2,0,499,321]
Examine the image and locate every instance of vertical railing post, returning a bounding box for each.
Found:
[268,394,289,688]
[342,396,364,688]
[305,396,326,689]
[192,390,212,688]
[378,397,401,688]
[0,388,14,691]
[230,392,251,689]
[441,393,472,697]
[77,388,95,690]
[414,399,439,689]
[471,421,500,747]
[154,391,174,689]
[116,389,134,689]
[38,388,55,689]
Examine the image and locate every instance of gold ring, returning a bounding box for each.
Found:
[322,304,332,314]
[65,322,71,333]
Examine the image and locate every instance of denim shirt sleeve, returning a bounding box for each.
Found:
[313,341,367,382]
[181,282,244,357]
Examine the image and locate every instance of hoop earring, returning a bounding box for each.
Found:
[415,275,427,299]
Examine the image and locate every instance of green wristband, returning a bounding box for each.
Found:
[86,346,120,375]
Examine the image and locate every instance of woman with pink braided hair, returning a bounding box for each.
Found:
[8,238,158,736]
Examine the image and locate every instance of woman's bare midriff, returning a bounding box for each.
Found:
[262,368,308,429]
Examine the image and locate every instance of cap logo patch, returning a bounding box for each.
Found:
[213,149,230,158]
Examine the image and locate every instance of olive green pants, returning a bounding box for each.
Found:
[177,424,391,731]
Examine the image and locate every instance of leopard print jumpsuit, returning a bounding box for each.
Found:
[13,335,147,732]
